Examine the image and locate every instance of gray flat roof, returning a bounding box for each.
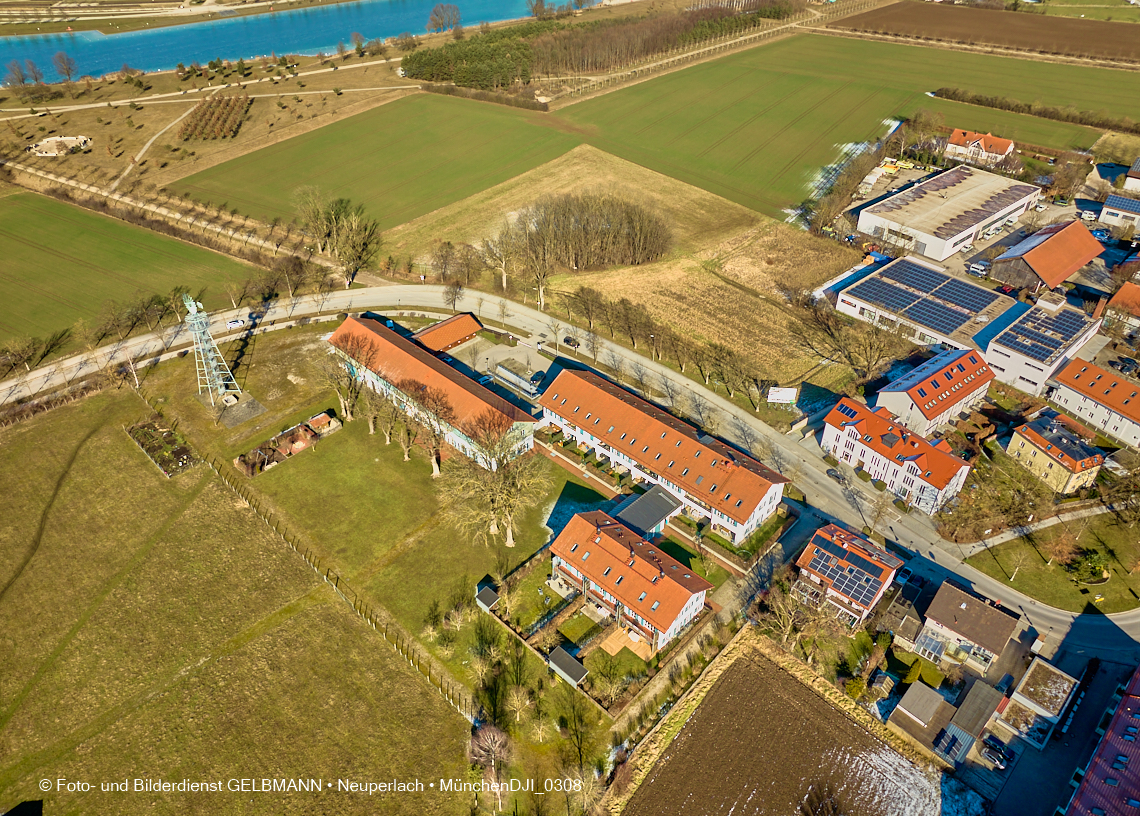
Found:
[950,682,1004,738]
[614,485,683,537]
[864,166,1037,238]
[896,681,945,727]
[548,646,588,685]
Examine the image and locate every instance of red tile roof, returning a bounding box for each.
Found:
[1003,221,1104,290]
[1055,360,1140,427]
[1065,663,1140,816]
[948,129,1014,156]
[413,313,483,352]
[823,398,969,490]
[538,370,787,525]
[328,317,534,428]
[880,349,994,421]
[795,524,902,611]
[1109,281,1140,320]
[551,511,712,634]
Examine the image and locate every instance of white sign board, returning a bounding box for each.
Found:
[767,387,798,405]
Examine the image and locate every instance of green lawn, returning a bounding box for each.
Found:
[887,648,945,688]
[559,611,604,646]
[585,645,649,680]
[656,537,732,589]
[174,35,1117,228]
[0,389,468,814]
[966,514,1140,614]
[175,93,582,230]
[0,191,256,344]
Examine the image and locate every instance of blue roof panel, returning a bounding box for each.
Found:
[971,301,1032,351]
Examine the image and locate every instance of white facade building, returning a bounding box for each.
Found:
[984,296,1101,397]
[875,349,995,436]
[1051,360,1140,449]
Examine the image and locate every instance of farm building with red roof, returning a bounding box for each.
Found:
[413,312,483,353]
[538,369,787,545]
[550,511,712,653]
[821,397,971,515]
[327,317,535,469]
[991,220,1105,292]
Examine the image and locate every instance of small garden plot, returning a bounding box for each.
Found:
[559,611,604,648]
[127,417,199,477]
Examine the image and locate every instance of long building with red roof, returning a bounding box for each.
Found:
[821,397,971,515]
[550,511,712,653]
[1063,662,1140,815]
[793,524,902,625]
[945,129,1015,167]
[991,220,1105,292]
[876,348,994,436]
[327,317,535,468]
[538,369,788,545]
[1050,360,1140,449]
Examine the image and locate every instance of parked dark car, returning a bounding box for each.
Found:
[983,734,1014,761]
[563,336,580,349]
[826,468,844,483]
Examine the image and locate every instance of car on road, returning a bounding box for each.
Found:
[440,355,454,364]
[896,567,913,586]
[226,319,245,330]
[981,747,1008,770]
[563,336,580,349]
[826,468,844,483]
[478,374,493,386]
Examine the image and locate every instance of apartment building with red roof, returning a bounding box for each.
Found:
[1050,360,1140,449]
[991,220,1105,292]
[550,511,713,653]
[327,317,535,468]
[1063,662,1140,815]
[876,349,994,436]
[945,129,1015,167]
[413,312,483,353]
[793,524,902,625]
[821,398,971,515]
[538,369,787,545]
[1010,410,1103,495]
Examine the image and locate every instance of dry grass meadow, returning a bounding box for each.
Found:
[0,390,469,815]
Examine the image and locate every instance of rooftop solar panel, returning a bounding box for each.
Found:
[847,278,921,313]
[903,300,971,335]
[881,260,949,292]
[935,279,999,313]
[1106,195,1140,216]
[836,403,859,419]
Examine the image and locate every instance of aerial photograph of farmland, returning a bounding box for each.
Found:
[4,0,1140,813]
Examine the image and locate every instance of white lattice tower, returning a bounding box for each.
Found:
[182,293,241,405]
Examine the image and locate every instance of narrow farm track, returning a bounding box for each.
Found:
[0,470,212,734]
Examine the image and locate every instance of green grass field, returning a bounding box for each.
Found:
[0,192,256,344]
[175,34,1114,224]
[0,390,468,815]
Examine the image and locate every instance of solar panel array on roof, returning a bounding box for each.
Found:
[808,541,884,608]
[1106,195,1140,216]
[836,403,859,419]
[934,724,976,765]
[937,279,999,313]
[904,300,971,335]
[993,307,1096,363]
[881,259,950,292]
[847,278,921,313]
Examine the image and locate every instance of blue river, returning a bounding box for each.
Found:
[0,0,531,82]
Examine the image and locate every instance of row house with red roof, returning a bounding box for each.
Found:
[538,369,788,545]
[550,511,713,653]
[327,317,536,468]
[1062,662,1140,815]
[821,398,971,515]
[875,349,994,437]
[1050,360,1140,449]
[793,524,902,625]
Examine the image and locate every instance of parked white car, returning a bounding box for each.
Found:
[226,319,246,330]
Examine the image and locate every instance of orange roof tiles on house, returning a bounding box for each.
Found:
[328,317,534,427]
[879,349,994,422]
[822,398,969,490]
[1054,360,1140,427]
[948,129,1014,156]
[795,524,902,612]
[413,313,484,353]
[1108,281,1140,319]
[1014,420,1103,475]
[996,221,1104,290]
[551,511,712,634]
[538,370,787,526]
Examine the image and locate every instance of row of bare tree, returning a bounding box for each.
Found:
[292,186,383,286]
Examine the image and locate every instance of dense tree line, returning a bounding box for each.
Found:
[293,186,383,285]
[935,87,1140,136]
[403,4,802,89]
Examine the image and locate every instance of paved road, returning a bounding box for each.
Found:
[5,284,1140,658]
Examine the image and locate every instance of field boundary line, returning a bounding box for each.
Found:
[803,24,1140,73]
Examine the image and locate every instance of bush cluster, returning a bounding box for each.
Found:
[177,95,253,141]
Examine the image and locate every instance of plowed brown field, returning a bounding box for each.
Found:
[623,652,984,816]
[831,2,1140,61]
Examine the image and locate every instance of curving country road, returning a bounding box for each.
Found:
[4,283,1139,660]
